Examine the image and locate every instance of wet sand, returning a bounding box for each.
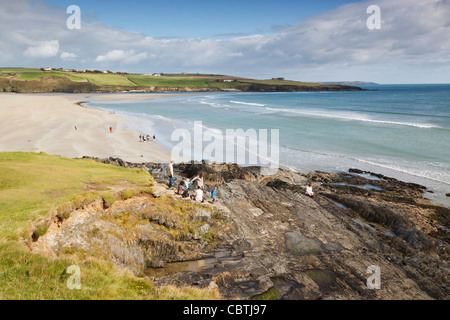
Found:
[0,92,195,163]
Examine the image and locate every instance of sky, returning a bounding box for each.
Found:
[42,0,362,39]
[1,0,450,83]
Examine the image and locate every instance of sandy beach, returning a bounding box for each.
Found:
[0,92,194,163]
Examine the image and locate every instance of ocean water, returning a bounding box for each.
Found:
[89,84,450,207]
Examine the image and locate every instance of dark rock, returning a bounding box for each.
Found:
[62,158,450,300]
[285,231,323,255]
[266,179,291,190]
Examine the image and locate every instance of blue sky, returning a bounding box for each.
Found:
[1,0,450,83]
[43,0,365,38]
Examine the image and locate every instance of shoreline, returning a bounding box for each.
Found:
[1,92,449,207]
[85,92,450,208]
[0,91,234,164]
[0,92,190,163]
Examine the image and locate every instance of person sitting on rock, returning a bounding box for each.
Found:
[191,186,204,202]
[306,183,314,198]
[178,181,190,198]
[177,181,185,196]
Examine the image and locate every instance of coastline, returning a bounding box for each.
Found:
[85,91,450,208]
[0,92,188,163]
[1,91,448,208]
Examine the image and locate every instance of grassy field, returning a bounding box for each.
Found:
[0,152,220,300]
[241,79,327,87]
[0,67,43,74]
[17,72,85,81]
[0,152,152,240]
[128,75,211,87]
[1,68,136,86]
[66,72,137,86]
[0,67,362,93]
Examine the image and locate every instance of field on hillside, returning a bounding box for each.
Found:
[17,72,85,81]
[0,67,359,93]
[128,75,211,87]
[67,72,137,86]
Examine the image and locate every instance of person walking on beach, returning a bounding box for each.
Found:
[147,135,150,142]
[306,183,314,198]
[153,134,156,143]
[139,134,142,142]
[168,161,175,189]
[109,127,113,133]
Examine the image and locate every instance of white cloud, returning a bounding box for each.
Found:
[95,49,147,64]
[2,0,450,83]
[23,40,59,58]
[60,51,77,60]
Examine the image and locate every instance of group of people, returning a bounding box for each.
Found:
[167,161,217,203]
[166,161,314,204]
[139,134,156,142]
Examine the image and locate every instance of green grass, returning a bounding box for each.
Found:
[242,79,325,87]
[66,72,137,86]
[0,240,145,300]
[0,67,42,74]
[0,68,135,86]
[17,72,84,81]
[127,75,323,90]
[252,287,280,300]
[128,75,211,88]
[0,240,219,300]
[0,152,221,300]
[0,67,348,93]
[0,152,152,240]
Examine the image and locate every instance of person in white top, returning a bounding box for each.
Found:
[191,186,204,202]
[306,183,314,197]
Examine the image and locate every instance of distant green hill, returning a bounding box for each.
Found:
[0,68,364,93]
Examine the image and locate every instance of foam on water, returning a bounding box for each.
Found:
[265,107,441,129]
[88,85,450,207]
[230,100,266,107]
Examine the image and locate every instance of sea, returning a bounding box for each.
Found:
[88,84,450,207]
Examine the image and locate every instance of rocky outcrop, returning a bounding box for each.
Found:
[30,190,227,275]
[147,163,449,300]
[35,158,450,300]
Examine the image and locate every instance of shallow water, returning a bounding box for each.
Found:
[324,197,348,209]
[326,182,384,191]
[89,84,450,207]
[145,248,236,278]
